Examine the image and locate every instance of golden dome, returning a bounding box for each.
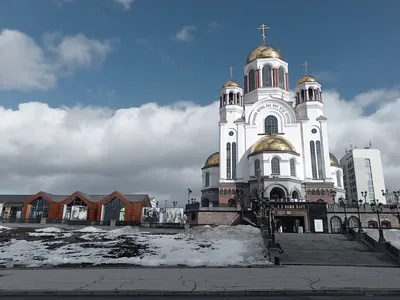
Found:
[250,135,296,156]
[246,45,283,64]
[221,80,241,89]
[203,152,219,168]
[330,153,340,166]
[297,75,317,85]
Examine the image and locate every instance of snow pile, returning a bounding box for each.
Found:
[364,228,400,249]
[74,226,106,233]
[29,227,72,238]
[0,225,268,267]
[36,227,63,233]
[0,225,13,230]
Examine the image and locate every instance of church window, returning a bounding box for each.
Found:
[271,157,280,175]
[278,67,285,89]
[226,143,231,179]
[223,189,228,195]
[314,89,319,101]
[264,115,278,134]
[310,141,318,179]
[262,65,272,87]
[316,141,324,178]
[229,92,234,104]
[236,93,240,105]
[248,69,256,92]
[254,159,261,176]
[232,142,237,179]
[290,158,296,176]
[308,88,314,100]
[336,170,342,187]
[301,89,305,101]
[311,128,317,134]
[229,131,234,136]
[205,172,210,187]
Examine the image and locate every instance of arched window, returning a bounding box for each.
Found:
[262,65,272,87]
[330,216,342,233]
[314,89,319,101]
[381,221,391,228]
[316,141,324,179]
[265,115,278,134]
[310,141,318,179]
[308,88,314,100]
[232,142,237,179]
[301,89,305,101]
[236,93,240,105]
[290,158,296,176]
[348,216,359,228]
[271,157,280,175]
[368,220,378,228]
[278,67,285,89]
[226,143,231,179]
[248,69,256,92]
[254,159,261,176]
[336,170,342,187]
[205,172,210,187]
[229,92,233,104]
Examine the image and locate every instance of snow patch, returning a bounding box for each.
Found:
[364,228,400,249]
[74,226,106,233]
[36,227,63,233]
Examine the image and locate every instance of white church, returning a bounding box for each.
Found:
[201,25,345,207]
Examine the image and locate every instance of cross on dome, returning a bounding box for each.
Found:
[303,61,309,75]
[228,66,234,80]
[257,24,270,45]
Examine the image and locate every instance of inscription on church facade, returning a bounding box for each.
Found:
[251,103,291,125]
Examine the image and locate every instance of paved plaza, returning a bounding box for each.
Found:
[0,266,400,296]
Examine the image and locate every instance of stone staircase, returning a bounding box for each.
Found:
[275,232,399,267]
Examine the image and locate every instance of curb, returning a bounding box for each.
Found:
[1,289,400,296]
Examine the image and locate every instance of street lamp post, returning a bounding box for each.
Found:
[382,189,400,226]
[361,191,368,206]
[187,189,192,204]
[330,190,337,212]
[370,199,386,243]
[352,199,364,233]
[339,197,347,234]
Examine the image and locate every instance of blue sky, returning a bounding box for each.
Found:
[1,0,399,109]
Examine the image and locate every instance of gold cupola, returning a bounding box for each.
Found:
[246,44,283,64]
[297,61,318,85]
[249,135,297,156]
[221,80,241,89]
[329,153,340,167]
[203,152,219,169]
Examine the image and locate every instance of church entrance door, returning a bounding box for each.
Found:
[276,216,305,233]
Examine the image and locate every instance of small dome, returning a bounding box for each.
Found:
[297,75,317,85]
[250,135,296,155]
[203,152,219,168]
[330,153,340,166]
[246,45,283,64]
[221,80,241,89]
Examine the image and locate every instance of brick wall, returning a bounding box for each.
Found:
[197,211,240,225]
[327,212,399,232]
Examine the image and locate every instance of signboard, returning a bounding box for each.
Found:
[314,219,324,232]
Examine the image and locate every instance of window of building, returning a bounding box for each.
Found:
[226,143,231,179]
[271,157,280,175]
[254,159,261,176]
[265,115,278,134]
[310,141,318,179]
[232,142,237,179]
[262,65,272,87]
[29,197,49,220]
[205,172,210,187]
[315,141,324,178]
[248,69,256,92]
[290,158,296,176]
[336,170,342,187]
[278,67,285,89]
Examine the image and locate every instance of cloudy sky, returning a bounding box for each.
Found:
[1,0,400,203]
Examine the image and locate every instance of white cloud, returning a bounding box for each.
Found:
[1,89,400,203]
[207,21,221,32]
[175,25,196,42]
[0,29,114,91]
[113,0,135,10]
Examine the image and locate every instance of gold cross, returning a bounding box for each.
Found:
[257,24,270,45]
[303,61,308,75]
[228,66,234,80]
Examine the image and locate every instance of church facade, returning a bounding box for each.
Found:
[201,26,345,207]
